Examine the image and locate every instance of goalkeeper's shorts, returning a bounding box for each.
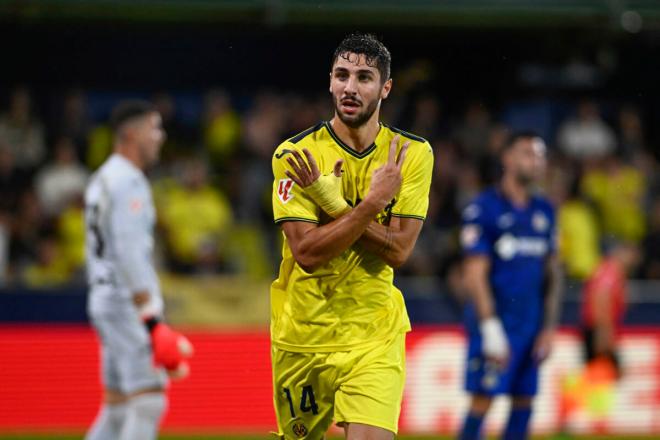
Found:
[91,310,167,394]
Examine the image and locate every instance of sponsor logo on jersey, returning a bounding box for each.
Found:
[277,179,295,204]
[275,148,294,159]
[495,233,548,260]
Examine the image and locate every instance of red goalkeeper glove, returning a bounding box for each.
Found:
[144,317,194,379]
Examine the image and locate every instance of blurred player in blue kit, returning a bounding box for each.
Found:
[458,132,563,440]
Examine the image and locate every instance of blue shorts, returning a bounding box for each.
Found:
[464,330,539,397]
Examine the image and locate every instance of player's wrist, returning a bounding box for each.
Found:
[143,315,161,333]
[355,197,383,218]
[134,293,162,320]
[306,174,350,218]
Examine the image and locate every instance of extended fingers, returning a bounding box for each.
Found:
[302,149,320,178]
[286,156,304,179]
[286,149,312,183]
[290,149,310,174]
[388,134,400,164]
[284,169,304,187]
[396,141,410,169]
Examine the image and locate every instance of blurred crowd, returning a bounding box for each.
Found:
[0,82,659,288]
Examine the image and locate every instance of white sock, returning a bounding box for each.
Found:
[119,393,167,440]
[85,402,128,440]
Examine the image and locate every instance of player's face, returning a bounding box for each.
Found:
[136,112,166,167]
[508,137,546,186]
[330,52,392,129]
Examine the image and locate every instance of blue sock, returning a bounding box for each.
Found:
[502,407,532,440]
[459,411,485,440]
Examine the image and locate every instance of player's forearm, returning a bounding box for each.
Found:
[116,249,152,293]
[464,256,496,321]
[542,258,564,330]
[292,200,382,272]
[471,279,497,321]
[358,221,409,268]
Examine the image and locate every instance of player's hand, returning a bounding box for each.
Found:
[285,148,350,218]
[365,135,409,212]
[285,148,322,187]
[533,328,554,363]
[480,317,509,367]
[148,321,194,380]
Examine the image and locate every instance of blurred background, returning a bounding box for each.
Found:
[1,0,660,438]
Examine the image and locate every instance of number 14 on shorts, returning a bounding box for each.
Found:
[283,386,319,417]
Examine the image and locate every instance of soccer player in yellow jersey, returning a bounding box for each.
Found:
[270,33,434,440]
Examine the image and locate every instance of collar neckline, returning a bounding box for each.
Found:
[324,121,382,159]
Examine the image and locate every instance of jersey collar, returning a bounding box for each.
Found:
[324,121,381,159]
[495,184,534,211]
[111,153,143,177]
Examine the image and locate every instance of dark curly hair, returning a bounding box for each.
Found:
[332,33,391,83]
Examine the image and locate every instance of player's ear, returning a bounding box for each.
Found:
[329,72,333,93]
[381,78,392,100]
[117,125,132,143]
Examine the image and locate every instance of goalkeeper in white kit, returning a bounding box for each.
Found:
[84,100,193,440]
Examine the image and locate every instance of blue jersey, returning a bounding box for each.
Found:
[461,187,556,337]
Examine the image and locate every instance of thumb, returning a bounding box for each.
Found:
[333,159,344,177]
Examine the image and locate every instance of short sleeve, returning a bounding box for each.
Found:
[272,142,320,224]
[460,200,492,256]
[390,141,434,220]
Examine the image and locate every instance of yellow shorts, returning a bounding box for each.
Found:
[271,332,406,439]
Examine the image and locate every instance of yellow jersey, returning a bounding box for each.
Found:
[270,121,434,352]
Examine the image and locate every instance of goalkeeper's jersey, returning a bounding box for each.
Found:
[271,121,434,352]
[84,153,163,316]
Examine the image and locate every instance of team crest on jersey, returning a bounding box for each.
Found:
[462,204,480,221]
[278,179,295,204]
[497,213,514,229]
[532,211,549,232]
[292,423,308,438]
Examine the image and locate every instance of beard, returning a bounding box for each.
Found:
[334,95,379,129]
[140,143,161,169]
[514,170,536,187]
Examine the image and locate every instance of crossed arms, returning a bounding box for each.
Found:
[280,135,423,272]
